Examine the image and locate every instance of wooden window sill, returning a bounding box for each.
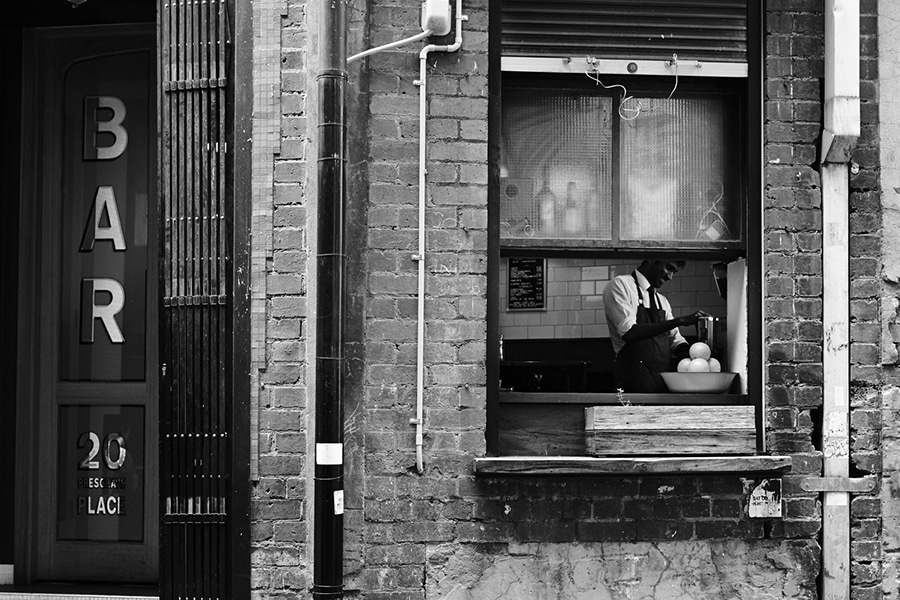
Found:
[473,455,791,476]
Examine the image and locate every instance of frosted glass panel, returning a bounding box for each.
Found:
[619,97,740,242]
[500,92,613,240]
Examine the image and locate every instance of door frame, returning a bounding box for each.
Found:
[15,23,159,584]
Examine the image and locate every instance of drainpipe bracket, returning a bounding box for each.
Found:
[821,129,859,164]
[800,476,876,494]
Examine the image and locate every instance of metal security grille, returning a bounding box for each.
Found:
[502,0,748,63]
[158,0,234,598]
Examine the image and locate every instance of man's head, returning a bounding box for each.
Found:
[638,260,686,289]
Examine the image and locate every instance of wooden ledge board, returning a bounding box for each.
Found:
[474,455,792,476]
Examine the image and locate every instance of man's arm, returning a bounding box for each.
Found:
[622,313,699,343]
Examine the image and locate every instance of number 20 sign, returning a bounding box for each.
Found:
[58,405,144,541]
[78,431,127,470]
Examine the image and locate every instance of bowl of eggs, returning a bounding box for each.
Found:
[660,342,737,393]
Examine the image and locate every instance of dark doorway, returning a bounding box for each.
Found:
[5,0,157,586]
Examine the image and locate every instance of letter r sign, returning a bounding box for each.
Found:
[80,278,126,344]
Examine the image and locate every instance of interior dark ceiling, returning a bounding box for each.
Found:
[7,0,155,28]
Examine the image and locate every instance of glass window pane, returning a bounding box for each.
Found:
[619,97,741,242]
[501,91,613,240]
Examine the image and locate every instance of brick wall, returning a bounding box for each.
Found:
[251,0,312,596]
[245,0,887,598]
[765,1,883,599]
[881,0,900,596]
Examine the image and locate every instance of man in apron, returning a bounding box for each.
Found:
[602,260,709,393]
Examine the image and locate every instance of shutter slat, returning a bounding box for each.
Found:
[502,0,747,63]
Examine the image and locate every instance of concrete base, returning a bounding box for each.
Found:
[427,541,819,600]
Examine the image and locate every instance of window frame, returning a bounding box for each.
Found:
[485,2,764,458]
[499,73,748,255]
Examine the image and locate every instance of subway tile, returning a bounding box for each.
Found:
[583,266,609,280]
[583,295,604,310]
[528,326,555,339]
[547,282,568,296]
[568,309,598,325]
[553,267,583,282]
[501,326,528,339]
[568,281,594,296]
[554,325,582,338]
[514,311,543,326]
[555,296,582,311]
[541,311,568,326]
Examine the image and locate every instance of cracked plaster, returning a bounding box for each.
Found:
[426,541,818,600]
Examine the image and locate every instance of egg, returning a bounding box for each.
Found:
[677,358,692,372]
[689,342,712,361]
[687,358,711,372]
[708,357,722,372]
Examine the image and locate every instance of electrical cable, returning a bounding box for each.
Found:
[665,53,680,99]
[584,64,641,121]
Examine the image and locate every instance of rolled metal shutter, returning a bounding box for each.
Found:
[502,0,747,63]
[158,1,239,598]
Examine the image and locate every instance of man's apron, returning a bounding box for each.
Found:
[613,273,671,393]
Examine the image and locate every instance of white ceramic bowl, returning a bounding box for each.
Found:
[660,372,737,394]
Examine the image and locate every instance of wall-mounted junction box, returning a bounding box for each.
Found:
[421,0,451,36]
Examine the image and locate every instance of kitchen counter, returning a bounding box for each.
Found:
[499,391,748,405]
[499,359,592,392]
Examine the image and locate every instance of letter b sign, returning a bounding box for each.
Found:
[83,96,128,160]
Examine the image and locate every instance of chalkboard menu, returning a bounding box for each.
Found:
[508,258,545,311]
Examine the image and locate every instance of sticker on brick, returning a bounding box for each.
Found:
[748,478,782,518]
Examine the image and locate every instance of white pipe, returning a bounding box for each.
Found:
[820,1,859,598]
[821,0,860,162]
[412,0,465,474]
[348,29,434,64]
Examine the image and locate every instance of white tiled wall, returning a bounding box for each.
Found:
[499,257,727,340]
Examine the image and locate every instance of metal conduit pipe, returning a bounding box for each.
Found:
[348,29,434,64]
[313,0,348,596]
[412,0,466,474]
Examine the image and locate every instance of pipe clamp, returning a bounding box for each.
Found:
[800,476,876,493]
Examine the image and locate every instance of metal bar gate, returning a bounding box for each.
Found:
[158,1,245,597]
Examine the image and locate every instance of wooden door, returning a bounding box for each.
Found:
[19,25,158,583]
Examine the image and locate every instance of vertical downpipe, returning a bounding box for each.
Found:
[820,1,859,598]
[313,0,348,597]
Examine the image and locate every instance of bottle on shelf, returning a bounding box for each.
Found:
[536,165,556,236]
[563,181,582,235]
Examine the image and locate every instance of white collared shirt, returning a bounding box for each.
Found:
[602,270,688,355]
